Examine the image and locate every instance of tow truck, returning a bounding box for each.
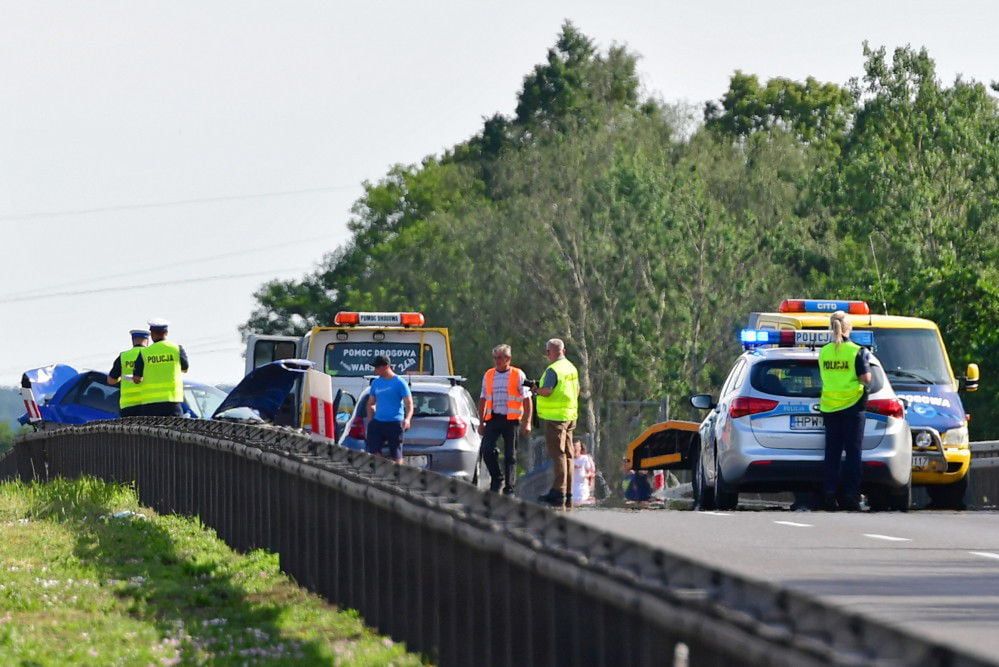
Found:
[244,311,454,433]
[748,299,979,509]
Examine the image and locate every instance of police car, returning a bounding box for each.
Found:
[688,329,912,511]
[748,299,977,509]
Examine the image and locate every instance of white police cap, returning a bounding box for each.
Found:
[129,329,150,338]
[148,318,170,330]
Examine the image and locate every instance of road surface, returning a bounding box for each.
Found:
[574,507,999,662]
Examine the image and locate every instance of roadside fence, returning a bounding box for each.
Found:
[2,419,995,667]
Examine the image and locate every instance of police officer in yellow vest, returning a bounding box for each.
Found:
[534,338,580,508]
[818,311,872,511]
[107,328,150,417]
[132,319,189,417]
[477,344,533,494]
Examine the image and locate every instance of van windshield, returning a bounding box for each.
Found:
[866,328,952,385]
[325,342,434,377]
[805,327,952,385]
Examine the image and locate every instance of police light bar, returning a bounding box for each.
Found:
[333,311,426,327]
[778,299,870,315]
[740,329,874,349]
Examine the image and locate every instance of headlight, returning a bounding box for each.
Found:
[914,431,933,448]
[941,425,969,448]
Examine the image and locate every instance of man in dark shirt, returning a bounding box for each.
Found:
[108,328,150,417]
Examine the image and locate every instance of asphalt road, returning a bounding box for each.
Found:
[573,507,999,661]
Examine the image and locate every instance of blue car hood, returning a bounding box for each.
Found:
[212,360,313,420]
[22,364,79,400]
[894,385,966,432]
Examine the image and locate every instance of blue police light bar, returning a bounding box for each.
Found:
[741,329,875,349]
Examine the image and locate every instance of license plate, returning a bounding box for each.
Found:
[790,415,824,430]
[404,455,429,469]
[912,455,930,470]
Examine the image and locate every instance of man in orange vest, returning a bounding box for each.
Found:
[478,344,533,494]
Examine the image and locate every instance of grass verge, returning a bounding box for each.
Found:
[0,477,424,666]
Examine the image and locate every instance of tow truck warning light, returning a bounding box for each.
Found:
[333,311,426,327]
[778,299,871,315]
[740,329,874,349]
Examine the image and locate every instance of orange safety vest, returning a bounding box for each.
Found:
[483,367,525,421]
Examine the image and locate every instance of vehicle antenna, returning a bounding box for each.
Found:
[869,236,888,320]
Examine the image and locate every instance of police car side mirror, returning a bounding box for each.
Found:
[961,363,980,392]
[689,394,715,411]
[898,397,910,410]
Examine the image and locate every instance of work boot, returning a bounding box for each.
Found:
[838,495,863,512]
[501,486,515,496]
[821,494,839,512]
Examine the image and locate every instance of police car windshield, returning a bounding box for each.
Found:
[863,328,950,385]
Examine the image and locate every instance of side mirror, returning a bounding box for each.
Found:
[898,397,910,411]
[961,363,980,392]
[689,394,716,410]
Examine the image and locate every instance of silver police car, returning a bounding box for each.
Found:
[338,376,482,483]
[689,330,912,511]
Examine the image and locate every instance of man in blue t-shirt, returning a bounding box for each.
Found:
[365,354,414,463]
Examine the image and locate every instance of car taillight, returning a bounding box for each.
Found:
[446,416,467,439]
[729,397,779,419]
[867,398,904,419]
[348,416,366,439]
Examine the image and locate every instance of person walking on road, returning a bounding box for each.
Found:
[365,355,414,464]
[534,338,580,508]
[107,328,150,417]
[131,319,189,417]
[818,311,871,511]
[478,344,533,494]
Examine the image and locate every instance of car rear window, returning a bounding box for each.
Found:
[750,359,885,397]
[412,391,453,417]
[325,342,434,377]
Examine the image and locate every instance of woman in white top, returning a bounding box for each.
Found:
[571,440,597,505]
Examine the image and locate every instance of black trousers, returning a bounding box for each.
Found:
[130,402,185,417]
[822,402,865,500]
[480,416,519,491]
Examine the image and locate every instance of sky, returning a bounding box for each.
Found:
[1,0,996,385]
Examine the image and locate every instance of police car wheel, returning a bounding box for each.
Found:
[692,446,715,511]
[713,448,739,511]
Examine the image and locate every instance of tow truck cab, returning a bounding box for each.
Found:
[244,311,454,431]
[748,299,980,508]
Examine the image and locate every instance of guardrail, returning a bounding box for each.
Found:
[2,420,995,667]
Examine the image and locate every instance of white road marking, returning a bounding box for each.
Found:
[699,511,731,516]
[969,551,999,561]
[863,533,911,542]
[774,520,812,527]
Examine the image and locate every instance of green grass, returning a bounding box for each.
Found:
[0,477,425,666]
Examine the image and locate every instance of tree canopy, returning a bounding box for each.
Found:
[243,24,999,463]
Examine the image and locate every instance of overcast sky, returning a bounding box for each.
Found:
[1,1,996,385]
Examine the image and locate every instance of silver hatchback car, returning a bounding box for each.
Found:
[689,331,912,511]
[337,376,482,483]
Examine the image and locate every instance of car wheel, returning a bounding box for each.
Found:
[927,473,968,510]
[713,446,739,511]
[868,481,911,512]
[692,446,715,511]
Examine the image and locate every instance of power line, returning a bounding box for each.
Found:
[1,234,338,300]
[0,268,309,304]
[0,184,359,222]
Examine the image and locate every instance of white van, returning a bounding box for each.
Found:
[244,311,454,431]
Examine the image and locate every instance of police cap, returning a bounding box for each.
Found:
[148,318,170,332]
[129,329,150,338]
